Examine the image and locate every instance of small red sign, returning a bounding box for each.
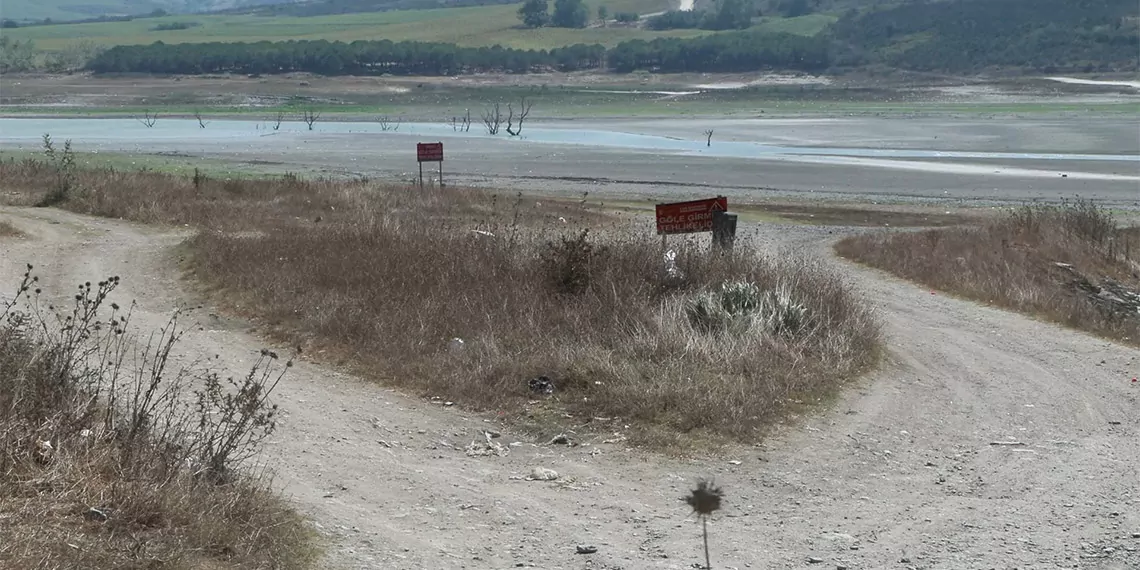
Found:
[655,196,727,235]
[417,142,444,162]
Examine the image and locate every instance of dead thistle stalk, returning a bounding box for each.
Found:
[685,478,723,569]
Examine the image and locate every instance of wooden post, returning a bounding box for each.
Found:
[418,162,424,188]
[712,211,738,251]
[439,161,444,188]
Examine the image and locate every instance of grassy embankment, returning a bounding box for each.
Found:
[837,202,1140,345]
[1,144,881,448]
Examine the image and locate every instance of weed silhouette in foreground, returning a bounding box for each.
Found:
[685,478,724,569]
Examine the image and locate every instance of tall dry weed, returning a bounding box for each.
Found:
[0,267,317,568]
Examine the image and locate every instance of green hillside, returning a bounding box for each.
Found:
[1,0,707,52]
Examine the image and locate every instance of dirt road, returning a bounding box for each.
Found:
[1,206,1137,569]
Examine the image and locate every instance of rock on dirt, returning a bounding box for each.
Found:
[527,467,559,481]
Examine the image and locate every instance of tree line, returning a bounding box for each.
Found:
[647,0,757,31]
[86,31,829,75]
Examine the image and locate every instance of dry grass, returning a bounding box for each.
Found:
[746,203,976,228]
[0,220,23,238]
[836,201,1140,345]
[1,156,881,447]
[0,268,319,569]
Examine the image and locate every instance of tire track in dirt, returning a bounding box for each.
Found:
[1,206,1137,569]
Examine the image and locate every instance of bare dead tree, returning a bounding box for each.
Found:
[704,129,714,147]
[452,110,472,132]
[505,96,532,137]
[302,108,321,131]
[379,116,400,132]
[137,110,158,128]
[482,103,503,135]
[193,109,207,128]
[272,110,284,131]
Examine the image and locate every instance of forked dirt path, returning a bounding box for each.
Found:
[1,206,1137,569]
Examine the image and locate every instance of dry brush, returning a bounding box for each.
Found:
[0,266,318,569]
[836,200,1140,344]
[1,155,881,447]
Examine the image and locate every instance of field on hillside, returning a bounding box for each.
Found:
[2,0,270,23]
[2,0,163,23]
[2,6,837,52]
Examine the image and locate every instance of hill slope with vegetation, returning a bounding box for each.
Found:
[830,0,1139,73]
[3,0,1138,75]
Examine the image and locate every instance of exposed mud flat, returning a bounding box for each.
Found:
[2,114,1137,207]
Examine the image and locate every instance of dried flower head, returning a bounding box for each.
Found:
[685,478,723,516]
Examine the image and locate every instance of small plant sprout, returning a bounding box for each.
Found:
[685,478,723,570]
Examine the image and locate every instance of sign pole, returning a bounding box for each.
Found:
[416,141,444,188]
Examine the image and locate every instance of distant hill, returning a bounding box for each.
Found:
[830,0,1139,73]
[228,0,517,17]
[4,0,1136,76]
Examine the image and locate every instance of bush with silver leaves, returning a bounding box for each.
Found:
[686,279,810,337]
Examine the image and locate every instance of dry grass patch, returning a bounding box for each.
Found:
[836,201,1140,344]
[0,220,23,238]
[746,203,976,228]
[1,270,319,569]
[2,151,881,447]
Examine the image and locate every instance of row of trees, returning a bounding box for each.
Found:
[0,38,101,72]
[88,40,607,75]
[518,0,590,29]
[86,31,829,75]
[607,30,828,73]
[647,0,757,31]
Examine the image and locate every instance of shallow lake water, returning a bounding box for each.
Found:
[2,118,1137,164]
